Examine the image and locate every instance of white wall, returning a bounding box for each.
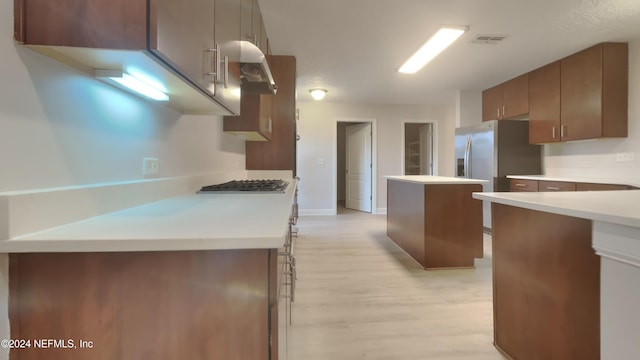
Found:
[296,101,455,214]
[456,90,483,128]
[544,37,640,179]
[0,1,246,357]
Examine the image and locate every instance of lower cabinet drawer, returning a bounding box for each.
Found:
[510,179,539,192]
[539,180,576,192]
[576,183,630,191]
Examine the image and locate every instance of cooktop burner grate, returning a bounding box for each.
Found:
[198,179,289,193]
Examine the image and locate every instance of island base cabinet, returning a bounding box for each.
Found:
[9,250,276,360]
[491,204,600,360]
[387,180,483,269]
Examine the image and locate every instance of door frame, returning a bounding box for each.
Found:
[334,118,378,215]
[400,119,439,176]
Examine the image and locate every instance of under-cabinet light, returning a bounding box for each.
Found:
[95,69,169,101]
[398,26,468,74]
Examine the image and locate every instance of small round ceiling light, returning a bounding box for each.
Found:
[309,88,328,101]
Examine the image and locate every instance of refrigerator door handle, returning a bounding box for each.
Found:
[464,136,471,178]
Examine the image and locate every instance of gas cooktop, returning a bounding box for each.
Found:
[198,179,289,193]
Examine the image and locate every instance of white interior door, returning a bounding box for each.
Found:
[345,123,372,212]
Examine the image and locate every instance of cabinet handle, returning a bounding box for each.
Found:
[561,125,567,139]
[496,108,500,119]
[515,183,527,187]
[502,105,506,117]
[203,46,219,80]
[213,44,222,84]
[552,126,556,139]
[223,55,229,88]
[546,186,561,191]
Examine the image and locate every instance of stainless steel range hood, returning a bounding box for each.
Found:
[240,41,277,94]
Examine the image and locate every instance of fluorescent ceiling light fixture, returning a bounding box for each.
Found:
[95,69,169,101]
[398,26,468,74]
[309,88,328,101]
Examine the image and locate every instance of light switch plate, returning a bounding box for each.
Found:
[143,157,159,175]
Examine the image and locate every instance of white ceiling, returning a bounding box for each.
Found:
[258,0,640,105]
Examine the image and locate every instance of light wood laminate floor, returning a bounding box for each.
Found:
[288,208,505,360]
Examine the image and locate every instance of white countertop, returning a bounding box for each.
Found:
[507,175,640,188]
[473,190,640,228]
[0,180,297,253]
[386,175,488,185]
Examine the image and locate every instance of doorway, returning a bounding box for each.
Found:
[402,121,437,175]
[336,120,376,214]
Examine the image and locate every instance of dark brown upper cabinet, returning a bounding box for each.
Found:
[482,74,529,121]
[529,61,561,143]
[14,0,241,115]
[224,92,272,141]
[529,42,628,144]
[559,42,628,141]
[245,55,297,174]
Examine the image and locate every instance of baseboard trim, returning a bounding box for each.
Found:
[299,209,335,216]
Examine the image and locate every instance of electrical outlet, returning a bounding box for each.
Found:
[143,157,159,175]
[615,152,635,162]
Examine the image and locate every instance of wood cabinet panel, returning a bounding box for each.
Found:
[501,74,529,119]
[387,180,483,269]
[153,0,215,91]
[492,204,599,360]
[20,0,147,49]
[561,42,628,141]
[9,250,270,360]
[224,93,272,141]
[509,179,538,192]
[529,61,561,144]
[482,85,502,121]
[387,180,426,266]
[424,184,484,265]
[482,75,528,121]
[539,180,576,192]
[246,56,296,173]
[576,183,630,191]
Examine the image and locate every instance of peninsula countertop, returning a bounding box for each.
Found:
[0,180,297,253]
[473,189,640,229]
[386,175,488,185]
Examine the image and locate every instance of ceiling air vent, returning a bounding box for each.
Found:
[472,34,507,44]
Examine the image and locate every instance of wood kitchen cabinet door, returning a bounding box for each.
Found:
[223,92,272,141]
[214,0,242,114]
[482,85,502,121]
[17,0,147,48]
[152,0,215,92]
[560,42,628,141]
[529,61,561,144]
[509,179,538,192]
[246,56,296,173]
[501,74,529,119]
[576,183,630,191]
[482,75,528,121]
[538,180,576,192]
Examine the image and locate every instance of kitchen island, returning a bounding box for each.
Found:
[2,179,297,360]
[474,189,640,360]
[386,176,487,269]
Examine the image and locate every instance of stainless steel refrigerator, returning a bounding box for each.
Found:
[455,120,541,230]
